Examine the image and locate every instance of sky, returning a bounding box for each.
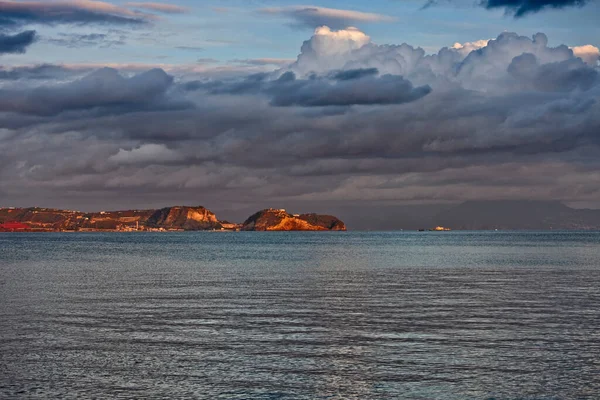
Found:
[0,0,600,224]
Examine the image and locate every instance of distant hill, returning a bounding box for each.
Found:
[242,209,346,231]
[433,201,600,230]
[0,206,221,232]
[146,206,221,231]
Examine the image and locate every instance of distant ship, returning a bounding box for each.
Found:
[418,226,452,232]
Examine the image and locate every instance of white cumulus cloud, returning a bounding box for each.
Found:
[571,44,600,65]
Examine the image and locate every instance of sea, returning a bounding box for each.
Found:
[1,231,599,399]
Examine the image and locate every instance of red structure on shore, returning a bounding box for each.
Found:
[0,222,30,232]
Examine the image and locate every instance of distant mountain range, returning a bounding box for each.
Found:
[299,200,600,230]
[433,201,600,230]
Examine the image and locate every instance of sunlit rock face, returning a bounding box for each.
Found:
[0,206,224,231]
[242,209,346,231]
[147,206,221,230]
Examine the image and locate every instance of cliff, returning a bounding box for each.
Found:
[241,209,346,231]
[0,206,222,231]
[146,206,221,230]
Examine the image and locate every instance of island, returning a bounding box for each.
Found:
[242,209,346,231]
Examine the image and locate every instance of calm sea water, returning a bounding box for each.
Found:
[1,231,599,399]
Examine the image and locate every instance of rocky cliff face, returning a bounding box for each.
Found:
[242,209,346,231]
[297,213,347,231]
[0,206,222,231]
[147,206,221,230]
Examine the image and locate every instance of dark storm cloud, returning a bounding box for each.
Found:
[0,64,89,81]
[187,72,269,94]
[269,72,432,107]
[0,67,185,116]
[330,68,379,81]
[0,30,36,54]
[424,0,590,16]
[483,0,589,16]
[508,53,598,92]
[0,1,148,27]
[192,69,432,107]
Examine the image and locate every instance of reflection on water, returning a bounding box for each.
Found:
[1,231,599,399]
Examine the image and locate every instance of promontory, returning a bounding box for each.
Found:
[241,209,346,231]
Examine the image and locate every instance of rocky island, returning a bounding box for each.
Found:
[0,206,346,232]
[242,209,346,231]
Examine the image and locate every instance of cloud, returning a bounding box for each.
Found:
[453,32,577,91]
[288,26,371,75]
[482,0,588,16]
[425,0,591,17]
[108,144,184,165]
[451,39,490,56]
[259,5,396,29]
[267,71,432,107]
[0,0,149,27]
[45,32,126,48]
[572,44,600,65]
[126,2,188,14]
[0,67,182,116]
[0,30,36,54]
[197,58,220,64]
[231,58,295,66]
[190,68,431,107]
[508,53,598,92]
[0,64,75,80]
[2,27,600,220]
[330,68,378,80]
[290,28,580,93]
[3,61,278,80]
[176,46,205,51]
